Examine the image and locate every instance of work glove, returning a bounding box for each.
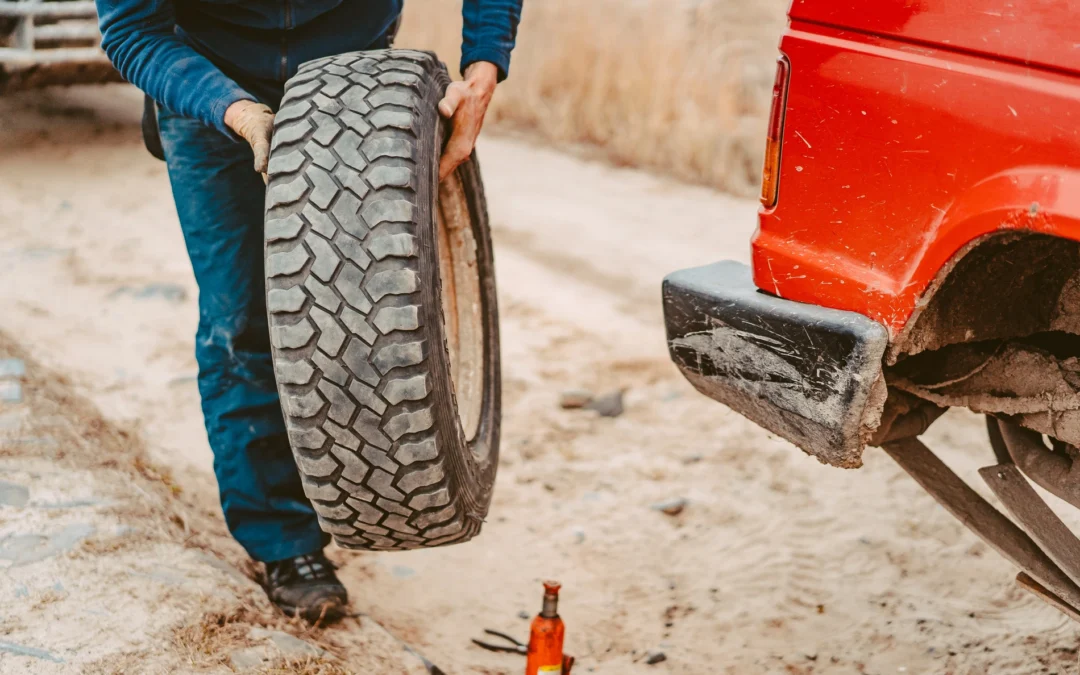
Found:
[224,99,275,174]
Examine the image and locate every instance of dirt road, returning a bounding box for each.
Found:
[1,85,1077,674]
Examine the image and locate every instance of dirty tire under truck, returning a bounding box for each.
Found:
[264,49,501,551]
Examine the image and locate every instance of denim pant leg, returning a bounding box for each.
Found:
[157,107,329,562]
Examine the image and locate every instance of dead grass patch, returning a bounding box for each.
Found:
[170,597,351,671]
[171,604,249,665]
[76,532,139,556]
[255,656,351,675]
[31,587,67,607]
[171,604,265,668]
[81,650,157,675]
[397,0,788,195]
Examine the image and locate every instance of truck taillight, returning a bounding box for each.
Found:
[760,55,791,208]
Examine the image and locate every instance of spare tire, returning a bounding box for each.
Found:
[264,49,500,551]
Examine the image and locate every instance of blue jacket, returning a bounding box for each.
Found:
[96,0,522,137]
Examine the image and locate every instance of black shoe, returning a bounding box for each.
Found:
[265,551,348,622]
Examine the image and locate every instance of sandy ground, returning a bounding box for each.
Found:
[0,336,434,674]
[1,85,1078,674]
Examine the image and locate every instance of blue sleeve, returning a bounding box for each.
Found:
[95,0,253,137]
[460,0,522,81]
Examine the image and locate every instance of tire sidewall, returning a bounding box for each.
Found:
[415,65,500,519]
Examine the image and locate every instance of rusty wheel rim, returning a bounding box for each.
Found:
[436,172,484,443]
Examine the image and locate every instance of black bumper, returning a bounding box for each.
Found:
[662,261,889,468]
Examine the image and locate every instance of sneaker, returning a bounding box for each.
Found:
[265,551,348,622]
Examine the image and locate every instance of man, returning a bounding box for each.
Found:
[94,0,522,621]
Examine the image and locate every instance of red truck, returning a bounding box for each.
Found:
[664,0,1080,621]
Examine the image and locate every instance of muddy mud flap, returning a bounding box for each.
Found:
[663,261,889,467]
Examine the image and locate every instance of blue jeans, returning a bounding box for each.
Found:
[158,105,328,563]
[154,27,399,562]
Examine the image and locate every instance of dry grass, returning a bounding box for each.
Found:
[255,657,352,675]
[81,650,157,675]
[77,534,137,556]
[171,600,352,672]
[31,588,68,609]
[397,0,788,195]
[172,605,264,668]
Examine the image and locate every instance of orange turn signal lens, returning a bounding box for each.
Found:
[760,54,791,208]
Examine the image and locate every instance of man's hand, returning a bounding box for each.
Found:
[224,99,275,173]
[438,61,499,181]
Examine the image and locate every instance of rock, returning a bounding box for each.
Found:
[0,359,26,378]
[126,567,189,587]
[352,612,447,674]
[18,246,72,260]
[249,627,324,658]
[234,632,325,671]
[645,650,667,665]
[0,534,51,563]
[230,647,270,670]
[0,640,65,663]
[651,498,688,516]
[0,480,29,508]
[586,390,625,418]
[192,551,250,584]
[4,436,57,448]
[391,565,416,579]
[0,381,22,403]
[570,526,586,544]
[268,631,324,657]
[138,283,188,302]
[109,283,188,304]
[518,610,531,620]
[49,522,96,553]
[0,411,25,429]
[0,523,95,565]
[167,374,198,388]
[35,498,110,509]
[681,453,703,465]
[559,390,593,409]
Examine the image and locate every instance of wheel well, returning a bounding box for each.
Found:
[890,232,1080,363]
[878,232,1080,447]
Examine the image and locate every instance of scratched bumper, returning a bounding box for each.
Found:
[662,261,890,468]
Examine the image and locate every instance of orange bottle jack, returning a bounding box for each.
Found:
[525,581,566,675]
